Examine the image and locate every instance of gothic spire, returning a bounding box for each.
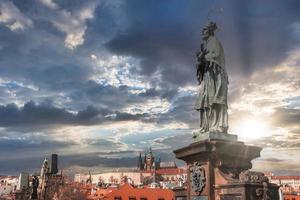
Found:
[137,152,144,170]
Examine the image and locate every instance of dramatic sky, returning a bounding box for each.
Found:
[0,0,300,176]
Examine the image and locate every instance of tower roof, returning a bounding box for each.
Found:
[137,152,144,170]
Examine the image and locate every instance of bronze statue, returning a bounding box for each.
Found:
[195,22,228,135]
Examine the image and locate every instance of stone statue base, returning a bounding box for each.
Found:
[173,137,279,200]
[215,181,279,200]
[193,131,237,142]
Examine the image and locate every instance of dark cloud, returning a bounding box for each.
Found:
[138,88,178,100]
[254,157,300,176]
[158,95,198,127]
[0,138,75,152]
[0,157,44,175]
[69,80,178,112]
[262,158,284,163]
[0,101,75,126]
[0,150,180,175]
[271,108,300,127]
[0,101,152,127]
[155,133,193,150]
[83,138,125,148]
[82,83,137,109]
[114,111,150,122]
[106,0,300,86]
[291,143,300,148]
[252,137,291,148]
[0,136,77,167]
[65,154,137,168]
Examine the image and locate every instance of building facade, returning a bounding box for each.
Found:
[268,175,300,194]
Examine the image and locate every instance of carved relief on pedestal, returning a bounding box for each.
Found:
[218,166,242,182]
[190,162,206,195]
[239,170,268,183]
[255,180,273,200]
[239,170,272,200]
[214,157,246,184]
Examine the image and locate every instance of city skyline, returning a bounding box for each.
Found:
[0,0,300,175]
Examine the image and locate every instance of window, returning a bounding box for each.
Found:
[140,198,147,200]
[114,197,122,200]
[158,198,165,200]
[129,197,136,200]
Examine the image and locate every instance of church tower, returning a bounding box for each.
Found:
[145,147,155,170]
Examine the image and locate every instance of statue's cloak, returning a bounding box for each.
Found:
[195,36,228,110]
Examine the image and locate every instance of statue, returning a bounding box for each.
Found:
[31,175,39,199]
[174,25,280,198]
[40,158,49,178]
[39,158,49,199]
[195,22,228,135]
[86,171,92,184]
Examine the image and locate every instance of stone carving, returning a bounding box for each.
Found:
[255,181,272,200]
[239,171,271,200]
[239,170,269,184]
[190,162,206,195]
[194,21,228,135]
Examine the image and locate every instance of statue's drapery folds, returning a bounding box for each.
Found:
[195,22,228,134]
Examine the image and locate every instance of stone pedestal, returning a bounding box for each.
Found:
[215,182,279,200]
[14,189,30,200]
[173,133,279,200]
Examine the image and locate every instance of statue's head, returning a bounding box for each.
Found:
[43,157,48,165]
[202,21,218,40]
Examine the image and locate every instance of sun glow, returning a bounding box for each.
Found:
[234,118,272,140]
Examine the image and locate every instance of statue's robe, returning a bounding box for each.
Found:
[195,35,228,133]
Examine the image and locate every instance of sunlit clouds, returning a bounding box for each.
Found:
[227,45,300,173]
[232,118,272,140]
[0,0,300,175]
[0,1,33,31]
[90,55,151,89]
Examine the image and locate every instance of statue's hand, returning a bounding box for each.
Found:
[202,49,209,56]
[198,50,208,63]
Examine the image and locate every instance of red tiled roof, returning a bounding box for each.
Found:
[105,183,175,200]
[283,195,300,200]
[94,188,115,196]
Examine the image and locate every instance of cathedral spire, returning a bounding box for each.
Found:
[137,152,144,170]
[143,152,147,169]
